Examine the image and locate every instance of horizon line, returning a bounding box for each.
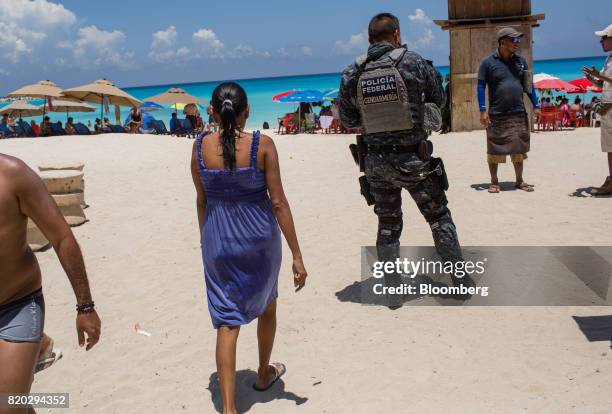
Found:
[123,54,606,91]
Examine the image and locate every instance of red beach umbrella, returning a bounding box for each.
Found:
[534,78,580,93]
[568,77,603,93]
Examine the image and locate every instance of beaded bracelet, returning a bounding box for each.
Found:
[76,302,95,314]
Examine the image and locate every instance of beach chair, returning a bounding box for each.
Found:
[17,121,35,137]
[537,107,557,131]
[279,113,297,134]
[319,115,334,133]
[590,110,600,128]
[49,122,65,136]
[109,125,126,133]
[178,118,195,138]
[303,113,316,133]
[12,123,27,137]
[73,123,91,135]
[567,110,584,128]
[151,120,169,135]
[0,124,14,138]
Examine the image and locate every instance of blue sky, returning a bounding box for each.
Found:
[0,0,610,93]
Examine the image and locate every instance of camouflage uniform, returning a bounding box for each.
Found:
[338,42,462,268]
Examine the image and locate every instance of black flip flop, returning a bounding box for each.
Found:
[252,362,286,392]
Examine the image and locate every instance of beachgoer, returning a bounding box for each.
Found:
[559,98,570,127]
[338,12,470,308]
[441,74,452,134]
[543,97,552,107]
[478,27,540,193]
[102,117,112,132]
[40,116,52,137]
[30,120,40,137]
[583,24,612,195]
[65,117,76,135]
[0,114,8,126]
[93,118,101,134]
[170,112,181,134]
[0,154,101,411]
[555,96,563,107]
[190,82,307,414]
[128,107,142,133]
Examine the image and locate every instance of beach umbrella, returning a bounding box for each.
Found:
[534,74,580,93]
[62,79,142,123]
[274,90,325,133]
[139,101,164,112]
[274,89,324,103]
[322,88,339,101]
[0,100,44,118]
[6,80,65,119]
[43,99,96,120]
[144,87,206,114]
[272,90,297,102]
[568,77,603,93]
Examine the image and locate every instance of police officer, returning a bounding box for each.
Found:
[338,13,468,304]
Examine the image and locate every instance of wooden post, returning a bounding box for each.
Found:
[434,0,544,132]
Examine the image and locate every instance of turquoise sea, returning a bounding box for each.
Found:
[2,55,607,130]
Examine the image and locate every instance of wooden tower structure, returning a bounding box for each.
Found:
[434,0,544,132]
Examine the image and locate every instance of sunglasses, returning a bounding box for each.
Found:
[510,37,522,44]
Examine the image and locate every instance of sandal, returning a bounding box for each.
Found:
[252,362,286,392]
[516,182,534,192]
[488,184,501,193]
[35,339,63,374]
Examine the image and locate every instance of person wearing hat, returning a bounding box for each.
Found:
[477,27,540,193]
[583,24,612,195]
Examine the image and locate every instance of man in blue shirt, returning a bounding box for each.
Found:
[478,27,540,193]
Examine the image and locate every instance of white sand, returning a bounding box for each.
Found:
[1,127,611,413]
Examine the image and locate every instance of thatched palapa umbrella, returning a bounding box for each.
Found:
[144,87,206,113]
[6,80,64,118]
[62,79,142,124]
[0,100,44,119]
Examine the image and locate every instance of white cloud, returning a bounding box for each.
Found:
[72,25,134,69]
[408,9,428,22]
[334,31,368,55]
[0,0,75,63]
[151,26,177,49]
[0,0,75,27]
[300,46,313,56]
[192,28,224,58]
[405,9,440,52]
[276,45,312,58]
[148,26,191,63]
[0,67,10,76]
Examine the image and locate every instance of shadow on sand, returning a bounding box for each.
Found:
[470,181,523,192]
[569,187,612,198]
[572,315,612,348]
[207,369,308,413]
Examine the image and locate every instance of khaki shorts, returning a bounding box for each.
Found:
[601,109,612,152]
[487,153,528,164]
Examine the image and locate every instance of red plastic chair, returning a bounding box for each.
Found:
[538,107,557,131]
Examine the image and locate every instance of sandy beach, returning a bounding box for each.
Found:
[1,127,611,413]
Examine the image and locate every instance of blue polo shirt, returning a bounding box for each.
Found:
[478,51,529,115]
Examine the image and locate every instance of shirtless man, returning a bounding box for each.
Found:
[0,154,101,414]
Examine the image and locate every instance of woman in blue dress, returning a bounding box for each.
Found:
[191,82,307,414]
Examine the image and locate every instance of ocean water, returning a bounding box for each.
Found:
[2,55,607,130]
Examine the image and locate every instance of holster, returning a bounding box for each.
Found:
[359,175,375,206]
[418,139,433,161]
[430,157,449,191]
